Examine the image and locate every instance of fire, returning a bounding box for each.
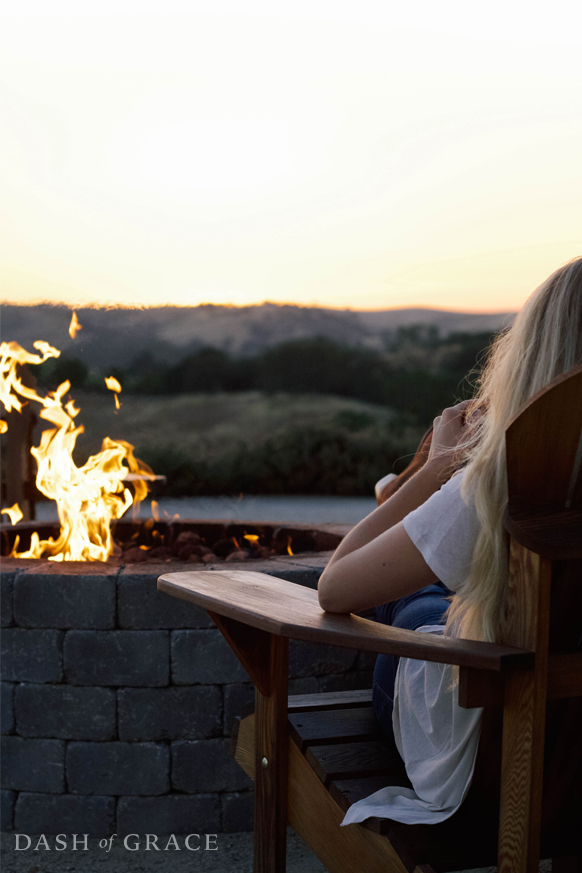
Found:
[287,536,294,556]
[105,376,122,411]
[0,340,155,562]
[1,504,24,525]
[69,311,82,339]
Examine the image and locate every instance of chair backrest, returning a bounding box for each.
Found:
[466,365,582,848]
[505,364,582,840]
[505,363,582,653]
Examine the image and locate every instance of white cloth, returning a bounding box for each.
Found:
[402,471,480,593]
[341,472,483,827]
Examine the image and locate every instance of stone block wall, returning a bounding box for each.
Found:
[1,555,375,835]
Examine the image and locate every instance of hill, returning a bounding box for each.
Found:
[2,302,514,369]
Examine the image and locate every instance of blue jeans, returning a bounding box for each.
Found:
[373,583,452,740]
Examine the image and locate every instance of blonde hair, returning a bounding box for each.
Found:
[446,256,582,644]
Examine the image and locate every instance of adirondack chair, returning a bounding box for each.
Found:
[158,364,582,873]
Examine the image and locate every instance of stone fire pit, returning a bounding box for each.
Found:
[1,517,347,564]
[1,517,377,838]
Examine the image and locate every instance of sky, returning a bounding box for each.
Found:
[1,0,581,313]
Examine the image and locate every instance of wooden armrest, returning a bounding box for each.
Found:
[158,569,534,672]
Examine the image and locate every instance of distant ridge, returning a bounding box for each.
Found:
[1,302,515,370]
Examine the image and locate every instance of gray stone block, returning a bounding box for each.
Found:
[171,630,249,685]
[15,792,115,836]
[356,649,379,671]
[221,791,254,832]
[16,684,116,740]
[64,630,169,686]
[223,683,254,735]
[67,742,169,795]
[1,682,14,734]
[1,570,16,627]
[1,789,14,831]
[1,736,65,793]
[289,639,356,678]
[1,628,63,682]
[118,567,215,629]
[265,556,329,590]
[289,676,320,695]
[117,794,220,836]
[171,739,252,793]
[118,686,221,741]
[223,678,319,735]
[14,569,116,629]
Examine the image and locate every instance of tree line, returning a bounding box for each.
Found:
[34,328,498,428]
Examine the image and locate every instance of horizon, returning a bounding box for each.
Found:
[2,2,581,312]
[2,299,516,315]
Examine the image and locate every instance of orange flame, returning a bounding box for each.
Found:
[287,536,293,556]
[0,340,155,562]
[1,503,24,525]
[69,311,82,339]
[105,376,122,411]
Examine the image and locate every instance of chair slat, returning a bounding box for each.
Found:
[306,740,407,786]
[288,689,373,712]
[289,707,381,752]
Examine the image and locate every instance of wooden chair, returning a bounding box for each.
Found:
[158,364,582,873]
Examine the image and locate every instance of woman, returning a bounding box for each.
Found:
[317,256,582,825]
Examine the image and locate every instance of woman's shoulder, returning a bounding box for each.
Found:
[402,469,479,591]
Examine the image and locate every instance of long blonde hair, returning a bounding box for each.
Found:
[446,256,582,644]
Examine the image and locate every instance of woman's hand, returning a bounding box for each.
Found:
[427,400,476,473]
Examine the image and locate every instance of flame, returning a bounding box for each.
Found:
[105,376,121,392]
[69,311,82,339]
[151,500,160,522]
[0,340,155,562]
[105,376,122,411]
[287,536,293,556]
[244,534,259,542]
[1,503,24,525]
[1,340,60,422]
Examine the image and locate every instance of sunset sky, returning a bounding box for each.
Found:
[1,1,581,313]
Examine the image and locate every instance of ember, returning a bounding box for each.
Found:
[1,517,345,564]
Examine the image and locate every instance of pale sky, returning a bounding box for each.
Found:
[1,0,581,312]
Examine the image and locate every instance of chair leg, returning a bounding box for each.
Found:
[253,635,289,873]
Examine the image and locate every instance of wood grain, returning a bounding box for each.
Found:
[288,707,381,752]
[158,570,534,671]
[288,688,373,712]
[459,652,582,709]
[497,544,552,873]
[253,635,289,873]
[234,712,256,778]
[234,714,413,873]
[504,504,582,560]
[505,363,582,509]
[306,740,406,787]
[287,738,412,873]
[208,611,272,696]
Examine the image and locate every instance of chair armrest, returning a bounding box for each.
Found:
[158,569,534,672]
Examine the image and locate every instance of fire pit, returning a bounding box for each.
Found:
[2,515,377,839]
[1,337,375,839]
[1,516,347,564]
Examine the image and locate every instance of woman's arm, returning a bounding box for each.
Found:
[318,402,472,614]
